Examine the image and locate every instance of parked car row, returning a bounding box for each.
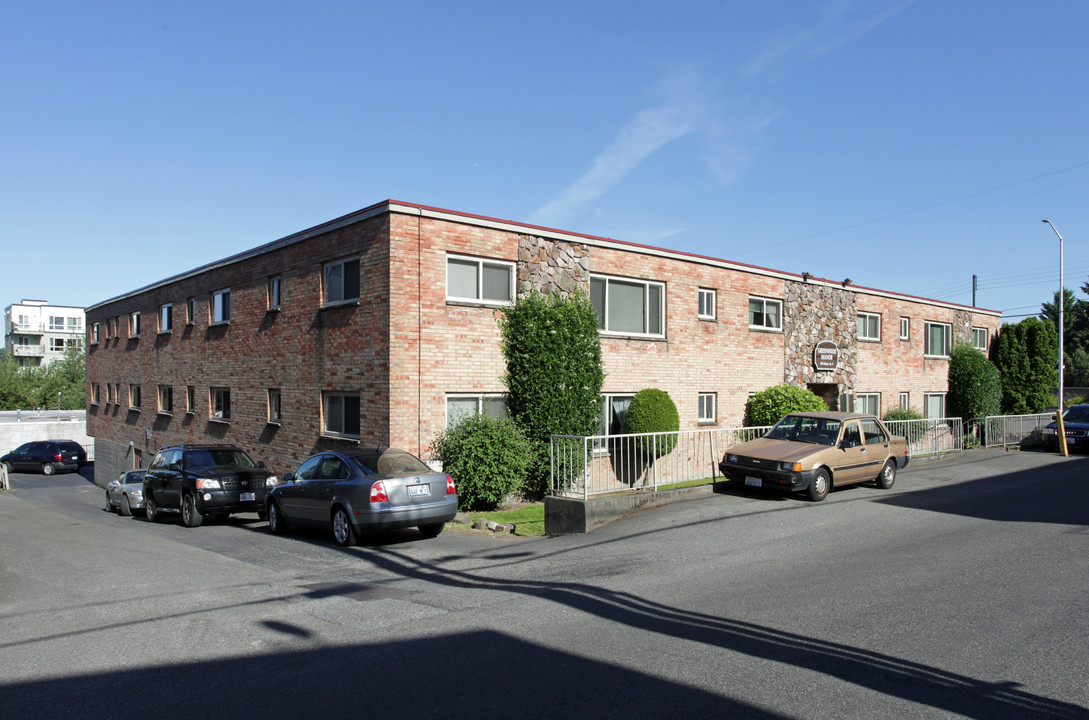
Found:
[123,443,459,546]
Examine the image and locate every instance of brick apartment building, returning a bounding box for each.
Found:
[85,199,1002,481]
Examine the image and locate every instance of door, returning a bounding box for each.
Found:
[280,455,324,524]
[835,420,871,484]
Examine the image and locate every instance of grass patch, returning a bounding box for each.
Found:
[469,504,545,536]
[658,477,715,491]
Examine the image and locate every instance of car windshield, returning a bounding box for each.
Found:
[1063,406,1089,423]
[350,449,432,475]
[765,415,842,445]
[185,449,257,469]
[125,472,145,483]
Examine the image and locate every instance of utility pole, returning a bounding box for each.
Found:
[972,274,977,307]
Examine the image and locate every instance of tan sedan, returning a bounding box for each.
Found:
[719,411,909,501]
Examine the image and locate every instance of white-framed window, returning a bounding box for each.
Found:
[323,391,360,437]
[748,297,782,331]
[323,258,360,306]
[698,392,716,423]
[186,386,195,414]
[900,317,910,341]
[446,255,515,305]
[856,392,881,416]
[267,388,281,424]
[49,316,65,331]
[91,383,101,404]
[268,276,281,310]
[130,312,141,336]
[129,384,142,410]
[91,323,100,344]
[924,321,951,357]
[590,275,665,337]
[50,338,65,352]
[972,327,988,352]
[186,297,196,325]
[67,317,81,332]
[698,288,716,320]
[857,312,881,342]
[211,289,230,324]
[159,304,173,333]
[600,394,635,436]
[899,392,910,409]
[445,393,509,428]
[210,387,231,421]
[158,385,173,415]
[924,392,946,419]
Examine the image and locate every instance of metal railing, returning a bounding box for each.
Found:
[550,417,973,499]
[550,426,771,499]
[982,413,1052,449]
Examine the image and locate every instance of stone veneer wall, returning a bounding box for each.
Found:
[783,281,857,394]
[953,309,973,346]
[517,235,590,297]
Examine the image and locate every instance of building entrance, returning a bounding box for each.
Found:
[807,383,839,411]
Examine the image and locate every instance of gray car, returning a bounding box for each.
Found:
[105,469,146,516]
[266,447,458,546]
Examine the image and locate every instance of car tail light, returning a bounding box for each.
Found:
[445,475,456,495]
[53,453,63,462]
[370,481,388,503]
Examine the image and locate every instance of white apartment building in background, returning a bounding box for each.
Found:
[4,299,85,368]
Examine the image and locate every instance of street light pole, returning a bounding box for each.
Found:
[1043,219,1067,456]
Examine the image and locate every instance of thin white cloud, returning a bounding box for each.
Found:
[745,0,915,78]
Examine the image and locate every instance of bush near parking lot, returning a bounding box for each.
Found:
[948,343,1002,421]
[431,413,534,511]
[747,384,828,427]
[623,388,680,457]
[994,317,1057,414]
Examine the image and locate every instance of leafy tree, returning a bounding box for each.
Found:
[0,347,86,411]
[993,317,1058,414]
[1041,287,1089,385]
[431,414,534,511]
[747,384,828,427]
[947,343,1002,420]
[623,388,680,457]
[497,290,604,496]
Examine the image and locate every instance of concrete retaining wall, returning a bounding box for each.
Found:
[544,484,714,534]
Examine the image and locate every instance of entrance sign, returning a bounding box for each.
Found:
[813,341,839,372]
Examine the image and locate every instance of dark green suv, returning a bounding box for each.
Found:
[143,444,278,527]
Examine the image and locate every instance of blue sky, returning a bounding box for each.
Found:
[4,1,1088,321]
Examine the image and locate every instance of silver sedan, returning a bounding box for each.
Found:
[105,469,146,516]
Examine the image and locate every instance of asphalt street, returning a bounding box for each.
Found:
[0,449,1087,719]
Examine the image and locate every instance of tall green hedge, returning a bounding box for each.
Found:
[623,388,680,457]
[747,384,828,427]
[498,290,604,496]
[947,343,1002,420]
[994,317,1058,414]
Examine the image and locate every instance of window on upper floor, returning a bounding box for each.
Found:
[924,322,951,358]
[159,304,173,333]
[971,327,988,352]
[323,258,360,306]
[446,255,514,305]
[267,389,282,424]
[67,317,81,332]
[900,317,910,341]
[91,383,101,404]
[49,316,64,331]
[130,312,141,337]
[91,323,100,344]
[748,297,782,331]
[210,387,230,421]
[49,338,65,352]
[268,276,282,310]
[158,385,173,414]
[211,289,230,324]
[590,275,665,338]
[698,288,716,321]
[129,384,142,410]
[186,386,195,414]
[857,312,881,342]
[186,297,196,325]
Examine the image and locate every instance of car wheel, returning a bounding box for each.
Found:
[145,494,160,522]
[807,468,830,502]
[42,463,56,476]
[331,507,357,547]
[267,501,289,535]
[120,494,133,516]
[104,491,114,513]
[876,460,896,489]
[418,522,445,539]
[180,492,203,528]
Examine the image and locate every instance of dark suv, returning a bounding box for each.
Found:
[1,440,86,475]
[143,444,277,527]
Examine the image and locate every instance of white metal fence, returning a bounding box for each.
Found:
[982,413,1052,449]
[550,417,967,499]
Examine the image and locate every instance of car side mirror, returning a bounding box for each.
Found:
[282,472,294,483]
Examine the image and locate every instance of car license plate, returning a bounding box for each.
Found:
[240,492,255,502]
[745,476,762,488]
[408,485,430,497]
